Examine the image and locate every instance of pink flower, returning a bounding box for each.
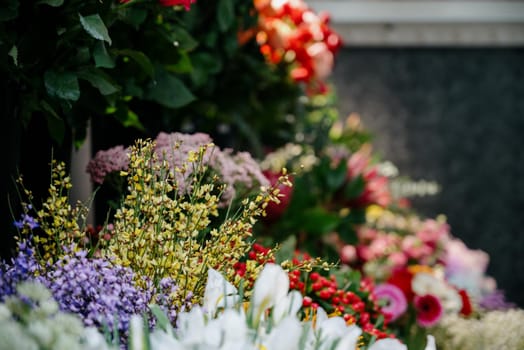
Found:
[401,236,432,260]
[86,145,129,184]
[416,219,450,245]
[388,252,408,269]
[374,283,408,322]
[346,150,392,207]
[340,244,357,264]
[414,294,443,327]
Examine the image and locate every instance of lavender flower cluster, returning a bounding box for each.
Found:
[0,241,187,346]
[0,240,40,300]
[38,248,153,336]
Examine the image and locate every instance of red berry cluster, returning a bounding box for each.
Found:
[234,243,275,288]
[288,253,395,340]
[235,244,395,340]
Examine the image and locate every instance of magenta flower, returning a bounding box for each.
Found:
[373,283,408,322]
[414,294,443,327]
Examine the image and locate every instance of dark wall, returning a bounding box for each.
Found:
[332,47,524,307]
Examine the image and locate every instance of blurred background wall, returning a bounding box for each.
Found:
[308,0,524,307]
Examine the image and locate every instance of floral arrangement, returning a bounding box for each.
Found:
[3,0,522,349]
[249,114,521,349]
[242,0,343,94]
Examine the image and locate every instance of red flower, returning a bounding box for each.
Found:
[159,0,196,10]
[414,294,443,327]
[458,289,473,316]
[386,267,415,302]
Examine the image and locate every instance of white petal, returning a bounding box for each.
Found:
[264,316,303,350]
[369,338,408,350]
[272,290,303,324]
[203,268,238,316]
[252,264,289,320]
[335,325,362,350]
[424,335,437,350]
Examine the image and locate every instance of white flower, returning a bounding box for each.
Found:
[175,306,207,344]
[203,268,239,317]
[424,335,436,350]
[251,263,289,324]
[368,338,407,350]
[271,290,303,324]
[82,327,116,350]
[412,272,462,313]
[129,315,147,350]
[315,316,362,350]
[262,316,303,350]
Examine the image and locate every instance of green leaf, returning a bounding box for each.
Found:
[119,7,147,27]
[93,42,115,68]
[44,70,80,101]
[79,13,112,45]
[77,68,120,95]
[193,52,223,75]
[113,49,154,78]
[115,109,144,130]
[38,0,64,6]
[170,25,198,51]
[0,0,19,21]
[166,51,193,74]
[8,45,17,66]
[217,0,234,32]
[149,305,171,332]
[299,207,339,235]
[326,160,347,191]
[44,108,66,144]
[344,175,366,200]
[275,236,297,264]
[147,67,195,108]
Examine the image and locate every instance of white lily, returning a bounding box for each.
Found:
[250,263,290,326]
[272,290,303,324]
[262,315,304,350]
[203,268,239,317]
[314,315,362,350]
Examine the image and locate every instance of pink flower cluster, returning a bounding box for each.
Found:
[86,145,129,185]
[246,0,342,93]
[86,132,269,206]
[342,216,450,278]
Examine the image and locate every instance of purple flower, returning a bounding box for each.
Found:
[36,248,152,340]
[13,213,39,230]
[373,283,408,322]
[479,289,516,311]
[0,240,40,300]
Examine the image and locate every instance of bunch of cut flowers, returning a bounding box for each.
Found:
[3,133,282,347]
[337,203,519,349]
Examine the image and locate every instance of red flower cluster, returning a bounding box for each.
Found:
[247,0,342,93]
